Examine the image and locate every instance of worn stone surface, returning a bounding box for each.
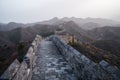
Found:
[49,35,120,80]
[0,59,20,79]
[1,35,120,80]
[32,40,77,80]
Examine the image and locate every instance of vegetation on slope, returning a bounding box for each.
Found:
[92,40,120,57]
[68,37,120,69]
[0,41,30,76]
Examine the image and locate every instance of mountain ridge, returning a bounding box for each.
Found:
[1,17,120,31]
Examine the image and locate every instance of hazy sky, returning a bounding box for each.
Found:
[0,0,120,23]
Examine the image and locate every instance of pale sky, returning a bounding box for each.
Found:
[0,0,120,23]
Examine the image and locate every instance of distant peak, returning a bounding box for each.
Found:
[64,21,78,26]
[67,20,75,23]
[7,22,24,25]
[51,17,59,20]
[8,22,16,24]
[85,17,92,20]
[62,17,69,19]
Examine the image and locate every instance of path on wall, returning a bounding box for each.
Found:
[32,40,77,80]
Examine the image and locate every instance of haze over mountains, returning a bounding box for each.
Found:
[0,17,120,45]
[0,17,120,75]
[0,17,120,31]
[0,17,120,49]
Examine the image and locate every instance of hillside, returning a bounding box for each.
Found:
[92,40,120,57]
[68,40,120,68]
[61,17,120,29]
[1,17,120,31]
[27,17,120,30]
[0,24,58,76]
[0,22,26,31]
[60,21,94,43]
[0,24,59,44]
[0,19,120,76]
[88,27,120,41]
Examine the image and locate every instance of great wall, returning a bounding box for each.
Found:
[0,35,120,80]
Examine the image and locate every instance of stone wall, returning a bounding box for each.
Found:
[1,35,120,80]
[0,59,20,79]
[49,35,120,80]
[0,35,42,80]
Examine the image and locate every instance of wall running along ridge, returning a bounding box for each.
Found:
[0,35,42,80]
[49,35,120,80]
[1,35,120,80]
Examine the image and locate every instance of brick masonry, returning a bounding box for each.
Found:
[0,35,42,80]
[1,35,120,80]
[49,35,120,80]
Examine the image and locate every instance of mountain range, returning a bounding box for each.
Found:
[0,17,120,54]
[1,17,120,31]
[0,17,120,75]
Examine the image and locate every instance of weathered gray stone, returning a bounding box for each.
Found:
[50,35,120,80]
[32,41,77,80]
[0,35,42,80]
[1,35,120,80]
[0,59,20,79]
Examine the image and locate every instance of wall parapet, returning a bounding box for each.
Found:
[0,35,42,80]
[49,35,120,80]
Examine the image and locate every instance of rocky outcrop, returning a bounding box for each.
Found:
[49,35,120,80]
[0,35,42,80]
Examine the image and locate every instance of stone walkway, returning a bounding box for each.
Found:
[32,40,77,80]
